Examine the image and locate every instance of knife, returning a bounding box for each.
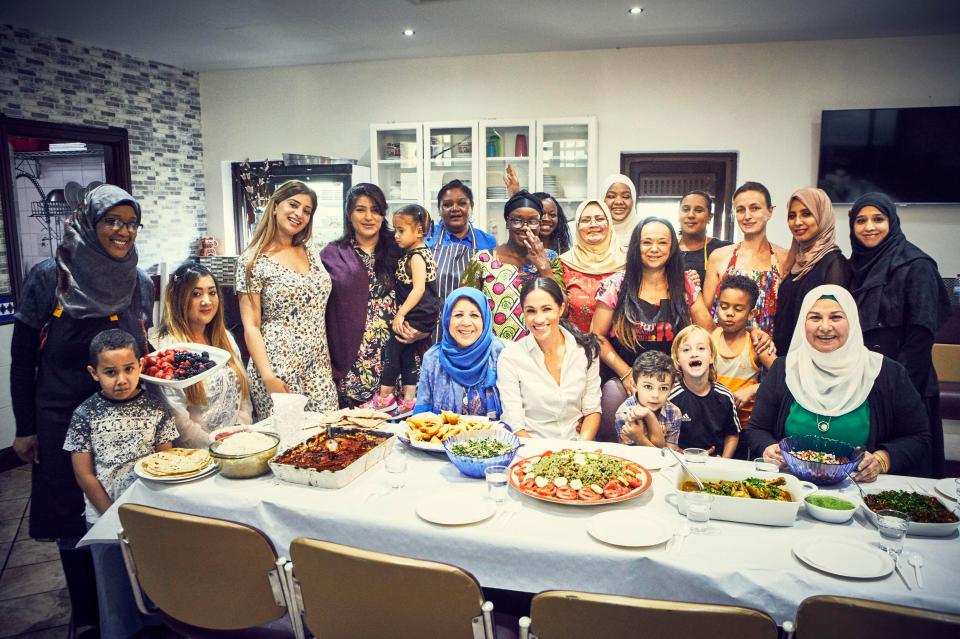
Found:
[894,556,913,591]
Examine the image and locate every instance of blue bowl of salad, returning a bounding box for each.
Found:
[779,435,863,486]
[443,428,521,479]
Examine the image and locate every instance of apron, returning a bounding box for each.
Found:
[30,304,147,540]
[430,224,480,344]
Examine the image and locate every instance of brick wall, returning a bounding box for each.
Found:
[0,24,205,276]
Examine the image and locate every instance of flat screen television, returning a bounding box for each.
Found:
[816,106,960,204]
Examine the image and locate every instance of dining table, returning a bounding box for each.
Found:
[80,436,960,625]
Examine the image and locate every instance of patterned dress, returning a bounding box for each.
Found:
[711,244,782,336]
[562,264,615,334]
[336,245,397,405]
[460,249,564,341]
[236,244,338,417]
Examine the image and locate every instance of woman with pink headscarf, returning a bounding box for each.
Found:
[772,187,850,355]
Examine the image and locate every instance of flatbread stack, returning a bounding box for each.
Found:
[313,408,393,430]
[141,448,213,478]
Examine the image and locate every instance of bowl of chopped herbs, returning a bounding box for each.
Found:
[443,429,521,478]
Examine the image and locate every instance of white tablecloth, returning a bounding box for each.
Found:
[81,438,960,624]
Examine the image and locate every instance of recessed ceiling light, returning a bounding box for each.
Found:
[402,28,415,36]
[628,6,643,15]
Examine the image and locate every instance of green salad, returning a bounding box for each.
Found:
[449,438,513,458]
[527,450,626,486]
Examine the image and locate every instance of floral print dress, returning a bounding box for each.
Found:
[562,264,615,334]
[236,244,338,417]
[336,245,397,406]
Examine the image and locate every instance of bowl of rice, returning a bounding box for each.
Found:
[208,431,280,478]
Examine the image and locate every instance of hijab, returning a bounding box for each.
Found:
[785,285,883,416]
[784,187,841,281]
[56,184,141,319]
[559,200,625,275]
[848,192,950,333]
[438,288,499,394]
[599,174,638,249]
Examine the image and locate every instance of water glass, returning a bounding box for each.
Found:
[685,492,714,533]
[683,448,709,463]
[384,443,407,489]
[753,457,779,473]
[485,465,509,504]
[876,509,909,555]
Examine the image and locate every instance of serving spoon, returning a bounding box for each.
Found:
[664,447,705,491]
[844,468,867,500]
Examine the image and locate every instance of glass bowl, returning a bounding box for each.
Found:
[443,429,521,479]
[208,432,280,479]
[779,434,863,486]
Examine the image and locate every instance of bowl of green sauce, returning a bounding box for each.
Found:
[805,493,857,523]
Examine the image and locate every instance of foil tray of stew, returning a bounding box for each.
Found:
[268,427,393,489]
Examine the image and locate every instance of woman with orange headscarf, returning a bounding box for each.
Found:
[772,187,850,355]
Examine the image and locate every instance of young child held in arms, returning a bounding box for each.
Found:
[710,275,777,429]
[668,325,740,458]
[615,350,682,448]
[365,204,441,414]
[63,329,178,639]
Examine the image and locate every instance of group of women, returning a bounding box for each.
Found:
[7,172,951,633]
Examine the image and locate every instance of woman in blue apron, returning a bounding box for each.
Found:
[425,179,496,343]
[11,185,155,634]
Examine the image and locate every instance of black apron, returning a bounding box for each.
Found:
[430,224,480,344]
[30,305,147,540]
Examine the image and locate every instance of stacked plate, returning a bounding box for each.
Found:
[487,186,508,200]
[542,175,562,196]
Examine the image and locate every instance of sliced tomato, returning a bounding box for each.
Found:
[555,486,578,500]
[627,464,642,475]
[603,480,626,499]
[624,474,642,488]
[578,488,602,501]
[535,483,557,497]
[512,465,525,480]
[520,478,536,491]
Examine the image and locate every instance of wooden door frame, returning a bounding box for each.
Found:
[620,152,738,241]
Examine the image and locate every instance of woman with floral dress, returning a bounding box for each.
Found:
[461,191,564,341]
[237,180,338,417]
[321,183,429,407]
[559,199,625,333]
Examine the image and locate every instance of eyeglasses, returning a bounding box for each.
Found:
[100,217,142,233]
[507,217,541,229]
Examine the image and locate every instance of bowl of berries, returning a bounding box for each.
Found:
[140,343,231,389]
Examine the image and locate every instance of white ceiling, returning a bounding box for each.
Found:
[4,0,960,72]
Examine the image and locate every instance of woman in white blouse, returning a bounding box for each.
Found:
[497,277,602,439]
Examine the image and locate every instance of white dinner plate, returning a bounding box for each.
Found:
[792,536,894,579]
[587,511,675,548]
[134,458,219,484]
[621,446,678,471]
[934,477,958,501]
[416,492,496,525]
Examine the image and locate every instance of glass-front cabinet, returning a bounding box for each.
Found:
[537,117,598,225]
[424,122,478,217]
[370,123,423,214]
[478,119,534,241]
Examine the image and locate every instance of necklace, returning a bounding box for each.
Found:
[815,414,833,433]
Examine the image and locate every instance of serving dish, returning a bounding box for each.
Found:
[858,489,960,537]
[442,429,521,478]
[139,342,231,389]
[134,448,218,483]
[669,466,816,526]
[508,449,652,506]
[268,427,393,489]
[399,412,505,452]
[804,493,857,524]
[779,434,863,486]
[208,432,280,479]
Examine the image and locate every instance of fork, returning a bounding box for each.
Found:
[670,522,690,553]
[496,501,522,528]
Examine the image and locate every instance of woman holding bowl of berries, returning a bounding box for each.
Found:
[150,262,252,447]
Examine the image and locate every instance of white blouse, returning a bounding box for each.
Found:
[496,327,602,440]
[149,331,253,448]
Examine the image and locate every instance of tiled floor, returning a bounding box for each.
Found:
[0,464,72,639]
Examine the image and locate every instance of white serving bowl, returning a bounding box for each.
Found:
[804,494,857,524]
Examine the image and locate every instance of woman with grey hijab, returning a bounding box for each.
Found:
[10,185,154,634]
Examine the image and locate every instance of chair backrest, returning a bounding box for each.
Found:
[933,343,960,383]
[289,537,487,639]
[598,378,629,442]
[527,590,777,639]
[118,503,287,630]
[796,595,960,638]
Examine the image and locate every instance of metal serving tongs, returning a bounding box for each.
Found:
[663,447,705,491]
[844,446,868,499]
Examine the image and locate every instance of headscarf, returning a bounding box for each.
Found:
[558,200,625,275]
[438,288,499,395]
[785,285,883,416]
[784,187,841,281]
[599,174,638,249]
[848,193,951,333]
[56,184,141,319]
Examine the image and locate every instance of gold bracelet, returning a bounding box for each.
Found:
[619,371,631,382]
[876,453,888,474]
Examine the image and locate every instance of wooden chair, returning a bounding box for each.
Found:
[518,590,777,639]
[287,537,496,639]
[117,503,295,638]
[794,595,960,638]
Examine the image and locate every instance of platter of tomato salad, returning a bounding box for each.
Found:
[508,449,652,505]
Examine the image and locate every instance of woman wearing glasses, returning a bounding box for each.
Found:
[10,185,156,633]
[461,191,564,341]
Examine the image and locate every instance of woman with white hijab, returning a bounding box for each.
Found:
[599,174,638,250]
[743,285,930,480]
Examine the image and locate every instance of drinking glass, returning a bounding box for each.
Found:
[753,457,779,473]
[685,492,714,533]
[683,448,709,463]
[876,509,909,556]
[384,441,407,490]
[485,465,509,504]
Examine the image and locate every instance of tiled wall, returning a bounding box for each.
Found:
[0,24,206,284]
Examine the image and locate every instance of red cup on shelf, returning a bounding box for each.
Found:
[514,134,527,157]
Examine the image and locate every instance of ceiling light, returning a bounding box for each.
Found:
[628,6,643,15]
[402,28,415,36]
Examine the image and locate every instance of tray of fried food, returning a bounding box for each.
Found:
[400,411,503,452]
[313,407,394,430]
